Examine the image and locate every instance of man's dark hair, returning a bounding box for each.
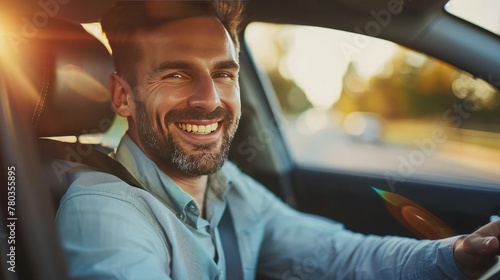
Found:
[101,1,244,88]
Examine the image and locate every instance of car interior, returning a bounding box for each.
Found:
[1,0,499,279]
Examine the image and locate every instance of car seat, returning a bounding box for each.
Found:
[1,14,114,279]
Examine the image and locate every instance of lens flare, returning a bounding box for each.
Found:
[373,187,455,239]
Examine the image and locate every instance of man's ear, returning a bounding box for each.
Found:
[110,73,134,117]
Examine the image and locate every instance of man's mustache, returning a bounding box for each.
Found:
[164,107,233,123]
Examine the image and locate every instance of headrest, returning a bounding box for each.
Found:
[3,17,115,137]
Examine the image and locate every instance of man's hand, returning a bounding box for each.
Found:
[454,220,500,279]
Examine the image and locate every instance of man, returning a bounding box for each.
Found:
[56,1,500,279]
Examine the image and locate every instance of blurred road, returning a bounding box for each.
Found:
[284,121,500,187]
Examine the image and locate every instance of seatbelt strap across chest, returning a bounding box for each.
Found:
[219,204,244,279]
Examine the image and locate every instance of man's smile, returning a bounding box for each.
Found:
[177,121,219,135]
[173,120,225,143]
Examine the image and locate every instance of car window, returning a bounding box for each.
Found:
[245,23,500,187]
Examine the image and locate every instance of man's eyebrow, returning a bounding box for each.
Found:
[214,60,239,70]
[152,60,239,76]
[153,61,194,74]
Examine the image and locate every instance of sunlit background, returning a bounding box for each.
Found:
[246,25,398,109]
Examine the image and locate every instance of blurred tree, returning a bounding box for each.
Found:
[268,69,311,116]
[246,24,312,117]
[336,48,500,132]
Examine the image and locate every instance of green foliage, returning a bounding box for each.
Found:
[336,49,500,132]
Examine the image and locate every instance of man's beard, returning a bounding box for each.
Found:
[134,100,239,176]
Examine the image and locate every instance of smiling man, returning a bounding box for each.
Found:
[55,1,500,279]
[110,10,241,214]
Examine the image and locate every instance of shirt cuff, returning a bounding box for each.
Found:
[439,235,470,280]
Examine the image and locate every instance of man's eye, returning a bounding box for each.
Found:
[214,72,233,79]
[162,73,184,80]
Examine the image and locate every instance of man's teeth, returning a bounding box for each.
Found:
[178,122,218,134]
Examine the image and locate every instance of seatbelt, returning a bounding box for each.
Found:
[219,204,244,280]
[39,139,143,189]
[39,139,244,279]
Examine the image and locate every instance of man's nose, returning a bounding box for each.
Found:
[188,76,222,112]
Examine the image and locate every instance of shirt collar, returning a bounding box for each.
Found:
[114,134,191,215]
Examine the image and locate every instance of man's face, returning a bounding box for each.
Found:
[128,16,240,176]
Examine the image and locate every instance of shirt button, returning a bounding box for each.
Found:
[176,213,184,220]
[188,204,196,211]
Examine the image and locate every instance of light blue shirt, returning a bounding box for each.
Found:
[56,134,468,279]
